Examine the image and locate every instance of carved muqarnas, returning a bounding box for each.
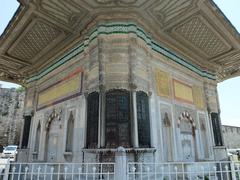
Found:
[45,109,62,131]
[177,111,196,136]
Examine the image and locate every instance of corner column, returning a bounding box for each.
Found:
[132,90,139,148]
[100,86,106,148]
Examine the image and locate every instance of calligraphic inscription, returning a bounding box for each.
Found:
[38,68,83,109]
[173,80,193,103]
[155,69,171,98]
[105,90,131,148]
[193,86,205,109]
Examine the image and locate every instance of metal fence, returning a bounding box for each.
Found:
[128,161,240,180]
[1,161,240,180]
[0,161,115,180]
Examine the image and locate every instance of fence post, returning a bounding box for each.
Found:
[3,158,10,180]
[231,161,237,180]
[115,147,127,180]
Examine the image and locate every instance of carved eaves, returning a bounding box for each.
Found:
[0,0,240,83]
[7,20,62,62]
[38,0,89,29]
[147,0,197,27]
[172,15,232,58]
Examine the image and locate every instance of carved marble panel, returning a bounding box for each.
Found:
[160,103,173,161]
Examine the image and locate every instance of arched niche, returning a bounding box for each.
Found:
[44,109,62,162]
[177,111,197,162]
[34,122,41,153]
[65,111,74,152]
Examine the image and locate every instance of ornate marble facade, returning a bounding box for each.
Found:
[18,22,223,163]
[1,0,236,164]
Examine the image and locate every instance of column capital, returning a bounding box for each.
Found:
[23,109,34,117]
[129,83,137,90]
[99,84,106,92]
[148,91,152,96]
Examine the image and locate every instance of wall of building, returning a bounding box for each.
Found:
[23,21,224,163]
[222,125,240,149]
[0,85,25,149]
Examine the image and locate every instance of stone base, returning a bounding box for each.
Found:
[213,146,228,161]
[17,149,29,162]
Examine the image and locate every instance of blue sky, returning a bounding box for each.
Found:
[0,0,240,126]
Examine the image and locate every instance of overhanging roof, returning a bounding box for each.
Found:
[0,0,239,85]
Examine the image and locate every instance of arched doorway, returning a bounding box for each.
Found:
[177,111,196,161]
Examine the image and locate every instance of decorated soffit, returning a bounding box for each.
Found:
[0,0,240,84]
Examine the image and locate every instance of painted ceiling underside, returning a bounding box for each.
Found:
[0,0,239,84]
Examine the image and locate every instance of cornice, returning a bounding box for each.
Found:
[26,22,216,83]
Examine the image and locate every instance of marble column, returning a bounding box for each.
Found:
[132,90,139,148]
[100,86,106,148]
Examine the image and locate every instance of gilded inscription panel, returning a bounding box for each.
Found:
[193,86,205,109]
[173,80,193,103]
[155,69,171,98]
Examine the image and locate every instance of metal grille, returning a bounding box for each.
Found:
[136,91,150,148]
[87,92,99,148]
[211,112,223,146]
[105,90,131,148]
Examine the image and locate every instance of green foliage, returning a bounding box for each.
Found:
[16,86,25,93]
[204,176,209,180]
[1,112,8,116]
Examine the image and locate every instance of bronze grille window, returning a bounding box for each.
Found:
[105,90,131,148]
[211,112,223,146]
[137,91,151,147]
[21,116,32,149]
[86,92,99,148]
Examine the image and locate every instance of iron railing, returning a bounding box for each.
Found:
[128,161,240,180]
[1,161,240,180]
[0,161,115,180]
